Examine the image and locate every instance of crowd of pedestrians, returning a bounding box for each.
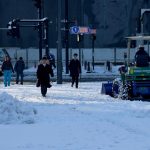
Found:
[1,46,150,98]
[0,53,82,97]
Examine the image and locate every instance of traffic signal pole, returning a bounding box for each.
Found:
[37,2,43,60]
[6,0,49,61]
[57,0,62,84]
[7,18,49,61]
[65,0,69,74]
[92,35,95,71]
[43,18,49,56]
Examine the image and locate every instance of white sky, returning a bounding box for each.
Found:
[0,82,150,150]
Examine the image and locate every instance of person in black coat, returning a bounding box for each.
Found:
[69,53,81,88]
[37,56,54,97]
[135,46,150,67]
[14,57,25,85]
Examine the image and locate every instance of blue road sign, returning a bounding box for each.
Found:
[70,26,79,34]
[70,26,96,35]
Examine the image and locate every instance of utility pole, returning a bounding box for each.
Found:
[57,0,62,84]
[43,18,49,56]
[92,34,96,71]
[33,0,43,60]
[65,0,69,74]
[77,34,82,68]
[38,1,43,60]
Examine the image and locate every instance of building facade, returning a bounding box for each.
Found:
[0,0,150,48]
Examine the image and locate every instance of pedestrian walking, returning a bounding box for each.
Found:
[14,57,25,85]
[36,56,54,97]
[69,53,81,88]
[1,56,14,87]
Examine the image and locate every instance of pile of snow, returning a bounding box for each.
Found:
[0,92,37,124]
[0,83,150,150]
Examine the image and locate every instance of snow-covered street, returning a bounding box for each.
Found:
[0,82,150,150]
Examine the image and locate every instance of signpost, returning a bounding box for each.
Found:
[70,26,79,34]
[70,26,96,71]
[70,26,96,34]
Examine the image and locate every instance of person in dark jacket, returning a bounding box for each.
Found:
[14,57,25,85]
[47,53,56,69]
[69,53,81,88]
[37,56,54,97]
[1,56,14,87]
[135,46,150,67]
[118,65,127,85]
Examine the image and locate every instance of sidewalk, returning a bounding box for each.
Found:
[0,66,120,82]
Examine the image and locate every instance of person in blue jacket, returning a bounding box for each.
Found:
[1,56,14,87]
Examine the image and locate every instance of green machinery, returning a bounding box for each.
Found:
[101,36,150,100]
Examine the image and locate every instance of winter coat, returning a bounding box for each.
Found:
[1,60,14,72]
[37,64,54,87]
[14,60,25,73]
[69,59,81,77]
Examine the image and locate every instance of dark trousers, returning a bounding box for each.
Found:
[16,72,23,84]
[41,85,47,96]
[71,75,79,88]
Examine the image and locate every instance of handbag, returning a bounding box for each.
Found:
[47,82,52,88]
[36,79,41,87]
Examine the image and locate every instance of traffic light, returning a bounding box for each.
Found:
[7,19,20,38]
[32,0,41,8]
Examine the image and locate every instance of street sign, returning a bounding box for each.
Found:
[90,29,96,34]
[79,27,90,34]
[70,26,96,34]
[70,26,79,34]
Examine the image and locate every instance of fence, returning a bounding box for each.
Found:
[1,47,137,68]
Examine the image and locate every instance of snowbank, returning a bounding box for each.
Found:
[0,92,37,124]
